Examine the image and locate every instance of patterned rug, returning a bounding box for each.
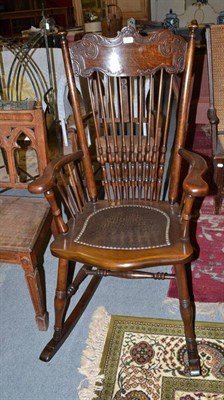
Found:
[78,307,224,400]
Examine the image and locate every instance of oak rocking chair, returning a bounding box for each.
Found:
[29,24,208,375]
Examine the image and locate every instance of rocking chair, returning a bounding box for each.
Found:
[29,23,208,375]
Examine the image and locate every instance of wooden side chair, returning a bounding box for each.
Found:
[29,24,208,375]
[0,102,52,330]
[206,24,224,214]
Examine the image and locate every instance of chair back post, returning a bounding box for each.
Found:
[60,32,98,203]
[169,21,198,204]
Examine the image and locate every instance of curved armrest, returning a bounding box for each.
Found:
[179,148,209,198]
[28,150,83,195]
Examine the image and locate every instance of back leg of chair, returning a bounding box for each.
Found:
[20,254,49,331]
[174,263,200,376]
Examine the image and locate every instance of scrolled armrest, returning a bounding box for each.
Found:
[28,150,83,195]
[179,148,209,198]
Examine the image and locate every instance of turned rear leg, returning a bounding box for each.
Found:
[174,263,200,376]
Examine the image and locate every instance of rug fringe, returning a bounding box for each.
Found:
[163,298,224,319]
[77,306,111,400]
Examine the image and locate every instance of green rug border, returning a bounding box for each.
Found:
[161,376,224,399]
[99,316,224,399]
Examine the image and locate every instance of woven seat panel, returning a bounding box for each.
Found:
[217,133,224,154]
[0,196,50,251]
[74,205,170,250]
[211,25,224,131]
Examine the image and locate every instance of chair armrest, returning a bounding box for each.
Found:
[28,150,83,194]
[28,150,84,235]
[179,148,209,198]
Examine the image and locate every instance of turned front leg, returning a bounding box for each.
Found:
[174,263,200,376]
[53,258,69,341]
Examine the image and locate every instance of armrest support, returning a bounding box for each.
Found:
[179,148,209,198]
[178,148,209,239]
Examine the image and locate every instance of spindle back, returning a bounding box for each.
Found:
[60,25,196,203]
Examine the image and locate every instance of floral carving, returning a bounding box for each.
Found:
[70,26,187,77]
[82,38,99,59]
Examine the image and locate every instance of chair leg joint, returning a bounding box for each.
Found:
[55,290,67,300]
[53,328,62,341]
[179,298,191,309]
